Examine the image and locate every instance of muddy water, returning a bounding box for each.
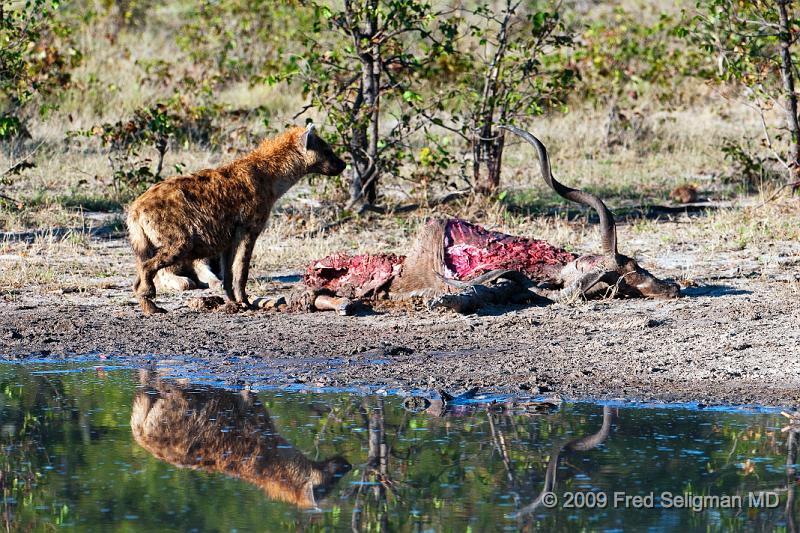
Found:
[0,362,796,532]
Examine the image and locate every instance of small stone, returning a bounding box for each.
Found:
[403,396,430,412]
[187,296,225,312]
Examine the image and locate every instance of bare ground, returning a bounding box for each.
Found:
[1,224,799,408]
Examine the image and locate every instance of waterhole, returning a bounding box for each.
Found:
[0,362,795,531]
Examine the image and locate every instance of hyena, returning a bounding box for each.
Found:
[126,124,346,314]
[131,374,352,508]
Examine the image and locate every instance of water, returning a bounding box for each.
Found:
[0,362,797,532]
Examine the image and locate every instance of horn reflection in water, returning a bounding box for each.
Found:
[510,406,615,519]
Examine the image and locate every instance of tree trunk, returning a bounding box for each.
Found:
[777,0,800,188]
[472,1,515,194]
[364,38,380,204]
[347,0,381,207]
[474,125,505,193]
[349,110,372,204]
[348,55,380,206]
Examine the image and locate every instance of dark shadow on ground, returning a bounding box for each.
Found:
[507,202,724,224]
[0,222,125,243]
[681,285,752,298]
[350,303,381,317]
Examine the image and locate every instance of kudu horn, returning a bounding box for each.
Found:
[499,125,618,258]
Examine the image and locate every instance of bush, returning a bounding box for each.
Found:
[77,98,225,198]
[0,0,81,139]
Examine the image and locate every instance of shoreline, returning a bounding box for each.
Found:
[2,356,791,414]
[2,276,799,409]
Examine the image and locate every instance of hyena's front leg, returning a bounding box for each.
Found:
[221,244,236,303]
[232,229,257,308]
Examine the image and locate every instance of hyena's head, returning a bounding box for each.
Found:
[301,124,347,176]
[309,455,352,503]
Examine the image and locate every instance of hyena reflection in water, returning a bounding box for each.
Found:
[130,373,351,508]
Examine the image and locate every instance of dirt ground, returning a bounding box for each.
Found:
[2,222,799,409]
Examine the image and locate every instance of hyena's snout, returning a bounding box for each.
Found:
[311,456,352,502]
[324,456,352,478]
[321,153,347,176]
[303,124,347,176]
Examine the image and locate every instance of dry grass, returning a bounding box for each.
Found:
[1,0,799,296]
[4,86,799,294]
[0,231,117,294]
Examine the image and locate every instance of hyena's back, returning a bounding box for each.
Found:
[127,172,246,262]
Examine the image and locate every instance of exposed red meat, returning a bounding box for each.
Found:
[443,219,575,280]
[303,252,405,298]
[303,218,576,297]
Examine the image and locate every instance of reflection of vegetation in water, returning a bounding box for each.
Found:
[0,364,797,532]
[1,369,69,531]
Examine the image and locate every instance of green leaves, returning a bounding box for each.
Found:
[684,1,800,184]
[175,0,315,89]
[280,0,439,201]
[403,90,422,103]
[685,1,784,86]
[0,115,25,141]
[0,0,81,139]
[530,11,548,32]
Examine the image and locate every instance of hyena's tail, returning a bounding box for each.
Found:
[127,211,155,292]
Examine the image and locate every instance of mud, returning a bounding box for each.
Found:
[0,220,800,406]
[2,230,800,408]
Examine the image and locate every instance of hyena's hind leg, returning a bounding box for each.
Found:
[129,216,161,312]
[134,258,165,315]
[137,245,188,315]
[155,263,197,292]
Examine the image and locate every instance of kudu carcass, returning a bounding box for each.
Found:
[288,127,678,314]
[130,375,351,509]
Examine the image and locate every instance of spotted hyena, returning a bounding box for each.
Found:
[126,124,346,314]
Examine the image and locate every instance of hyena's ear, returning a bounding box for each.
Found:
[301,123,317,151]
